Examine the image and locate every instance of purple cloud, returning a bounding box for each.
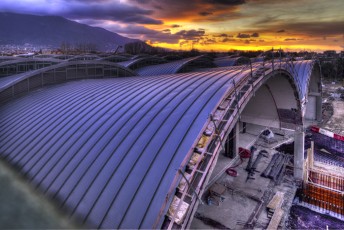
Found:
[0,0,163,25]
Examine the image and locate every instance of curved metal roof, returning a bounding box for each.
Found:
[54,55,75,60]
[0,61,137,103]
[98,55,129,63]
[0,58,62,66]
[214,56,250,67]
[131,54,151,60]
[0,70,245,229]
[136,56,215,76]
[250,57,265,63]
[292,60,318,101]
[68,55,100,61]
[0,58,63,77]
[33,54,57,59]
[199,59,318,102]
[0,56,23,63]
[0,58,320,229]
[194,65,245,73]
[117,56,166,70]
[160,55,183,61]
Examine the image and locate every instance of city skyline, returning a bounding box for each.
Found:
[0,0,343,52]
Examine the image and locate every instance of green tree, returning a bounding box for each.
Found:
[321,61,336,80]
[336,58,344,81]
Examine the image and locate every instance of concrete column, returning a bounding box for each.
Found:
[224,123,240,158]
[294,131,305,180]
[316,95,322,122]
[233,123,240,156]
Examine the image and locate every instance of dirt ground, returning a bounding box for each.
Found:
[286,205,344,230]
[320,82,344,136]
[285,81,344,230]
[190,130,297,230]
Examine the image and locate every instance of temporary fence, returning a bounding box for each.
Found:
[310,126,344,155]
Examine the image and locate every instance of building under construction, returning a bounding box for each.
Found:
[0,53,342,229]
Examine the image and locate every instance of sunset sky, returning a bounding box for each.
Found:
[0,0,343,52]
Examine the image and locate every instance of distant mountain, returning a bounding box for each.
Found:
[0,12,137,51]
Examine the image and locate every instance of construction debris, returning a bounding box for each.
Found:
[246,150,268,182]
[267,208,284,230]
[207,183,226,206]
[245,146,256,171]
[194,213,230,229]
[167,196,190,225]
[178,172,192,192]
[260,129,277,144]
[266,191,284,218]
[261,152,290,183]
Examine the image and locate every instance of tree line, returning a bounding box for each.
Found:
[321,58,344,82]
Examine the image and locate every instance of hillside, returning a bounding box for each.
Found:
[0,12,137,51]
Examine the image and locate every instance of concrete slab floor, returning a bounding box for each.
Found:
[191,125,297,229]
[0,160,79,229]
[208,123,293,188]
[192,187,260,229]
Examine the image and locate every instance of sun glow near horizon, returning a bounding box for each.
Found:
[0,0,343,52]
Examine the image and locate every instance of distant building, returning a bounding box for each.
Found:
[323,50,337,58]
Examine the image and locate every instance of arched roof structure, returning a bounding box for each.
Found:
[214,56,250,67]
[0,59,320,229]
[0,61,136,104]
[250,57,265,63]
[34,54,57,59]
[160,55,183,61]
[117,56,166,70]
[136,56,215,76]
[0,56,23,63]
[199,59,319,103]
[68,55,100,62]
[0,58,63,77]
[98,55,130,63]
[54,55,75,60]
[292,60,320,102]
[131,54,150,60]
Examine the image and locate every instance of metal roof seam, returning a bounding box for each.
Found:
[5,82,117,167]
[22,79,144,182]
[41,76,181,199]
[0,80,104,138]
[0,82,104,155]
[0,61,137,93]
[0,59,321,229]
[139,70,241,228]
[54,73,202,223]
[114,71,227,228]
[72,72,210,227]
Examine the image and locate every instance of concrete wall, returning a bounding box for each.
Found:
[241,73,299,129]
[241,85,280,128]
[265,74,298,110]
[294,131,305,180]
[305,66,322,121]
[305,95,317,120]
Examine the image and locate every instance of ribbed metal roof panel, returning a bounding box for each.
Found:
[0,58,63,67]
[117,56,165,69]
[284,60,316,101]
[0,59,319,228]
[0,61,137,93]
[0,70,240,229]
[214,57,237,67]
[136,56,211,76]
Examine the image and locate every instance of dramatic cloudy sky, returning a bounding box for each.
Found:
[0,0,343,51]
